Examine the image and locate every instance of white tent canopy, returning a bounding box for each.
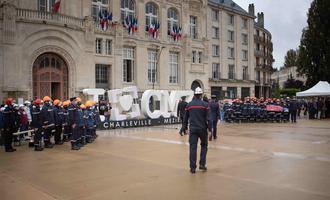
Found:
[296,81,330,97]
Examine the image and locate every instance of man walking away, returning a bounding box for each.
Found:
[288,97,298,123]
[183,87,209,174]
[209,95,220,141]
[177,96,188,136]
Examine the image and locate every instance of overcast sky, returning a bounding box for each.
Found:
[234,0,312,69]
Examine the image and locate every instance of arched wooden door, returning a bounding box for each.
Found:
[33,53,68,100]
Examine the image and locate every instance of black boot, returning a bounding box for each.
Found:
[45,142,54,148]
[86,137,92,143]
[71,141,80,150]
[81,137,86,145]
[34,145,44,151]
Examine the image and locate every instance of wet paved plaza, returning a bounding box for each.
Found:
[1,119,330,200]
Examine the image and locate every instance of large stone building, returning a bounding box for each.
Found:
[0,0,273,101]
[271,66,306,89]
[252,9,274,98]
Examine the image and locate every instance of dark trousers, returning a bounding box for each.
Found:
[71,125,80,142]
[189,129,208,170]
[3,128,14,151]
[209,119,218,138]
[63,125,72,140]
[43,128,52,144]
[179,117,186,134]
[80,126,85,141]
[34,128,43,147]
[54,125,62,143]
[290,111,297,122]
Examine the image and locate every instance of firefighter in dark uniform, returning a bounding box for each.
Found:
[53,99,64,145]
[85,101,96,143]
[183,87,209,174]
[31,99,43,151]
[40,96,55,148]
[209,95,220,141]
[177,96,188,136]
[68,97,80,150]
[78,104,87,146]
[62,100,71,142]
[2,98,17,152]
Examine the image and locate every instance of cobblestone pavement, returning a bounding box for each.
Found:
[1,119,330,200]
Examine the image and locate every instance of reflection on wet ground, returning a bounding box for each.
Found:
[1,119,330,200]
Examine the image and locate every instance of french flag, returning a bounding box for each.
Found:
[52,0,61,14]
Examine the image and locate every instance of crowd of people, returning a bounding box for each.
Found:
[0,96,101,152]
[219,97,330,123]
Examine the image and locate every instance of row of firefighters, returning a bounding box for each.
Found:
[0,96,101,152]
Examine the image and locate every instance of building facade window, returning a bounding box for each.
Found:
[192,51,196,63]
[91,0,109,20]
[192,51,202,64]
[95,64,110,88]
[228,64,235,79]
[198,52,202,63]
[167,8,179,35]
[38,0,55,12]
[228,47,234,59]
[212,63,220,79]
[121,0,135,21]
[242,66,248,80]
[145,2,158,30]
[148,50,157,83]
[169,52,179,84]
[212,45,220,57]
[189,16,197,39]
[242,50,248,60]
[228,30,234,42]
[95,38,102,54]
[242,18,248,29]
[212,27,219,39]
[227,87,237,98]
[228,14,234,25]
[105,39,112,55]
[211,9,219,21]
[123,47,134,83]
[242,33,248,44]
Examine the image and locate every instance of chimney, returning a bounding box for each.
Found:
[248,4,255,16]
[257,12,264,27]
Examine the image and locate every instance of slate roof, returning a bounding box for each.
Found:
[208,0,254,17]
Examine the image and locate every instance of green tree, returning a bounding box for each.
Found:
[297,0,330,87]
[284,49,298,68]
[274,82,281,98]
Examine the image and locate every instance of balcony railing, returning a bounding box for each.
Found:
[254,50,265,57]
[16,8,84,28]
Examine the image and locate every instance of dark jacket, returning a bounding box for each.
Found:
[77,108,86,127]
[209,100,220,121]
[2,105,18,129]
[53,105,64,126]
[40,103,55,127]
[288,100,298,112]
[183,97,209,131]
[86,108,96,129]
[0,110,4,129]
[68,104,79,126]
[31,105,43,128]
[177,100,188,119]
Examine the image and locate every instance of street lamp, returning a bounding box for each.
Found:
[152,46,165,89]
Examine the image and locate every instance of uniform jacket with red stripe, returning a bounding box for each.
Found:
[183,97,209,131]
